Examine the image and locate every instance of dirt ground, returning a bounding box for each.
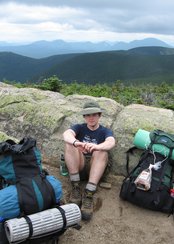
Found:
[45,164,174,244]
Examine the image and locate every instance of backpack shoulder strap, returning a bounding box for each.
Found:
[126,146,137,175]
[125,146,151,177]
[126,146,144,176]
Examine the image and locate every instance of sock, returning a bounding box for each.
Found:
[70,173,80,182]
[85,182,97,193]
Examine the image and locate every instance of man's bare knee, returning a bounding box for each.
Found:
[92,151,108,161]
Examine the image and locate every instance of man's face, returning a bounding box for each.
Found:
[83,113,101,127]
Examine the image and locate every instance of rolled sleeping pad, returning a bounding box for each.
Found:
[0,175,62,220]
[5,203,81,243]
[133,129,151,149]
[133,129,174,160]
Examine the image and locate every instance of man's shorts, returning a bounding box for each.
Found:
[79,153,112,181]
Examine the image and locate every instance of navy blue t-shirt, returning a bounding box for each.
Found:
[71,123,114,145]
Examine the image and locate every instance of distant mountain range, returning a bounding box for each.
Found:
[1,46,174,84]
[0,38,171,58]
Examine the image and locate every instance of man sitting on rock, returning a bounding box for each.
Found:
[63,101,116,221]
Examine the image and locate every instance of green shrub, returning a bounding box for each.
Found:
[4,76,174,111]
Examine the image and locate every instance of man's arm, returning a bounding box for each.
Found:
[63,129,77,145]
[63,128,88,153]
[98,136,116,150]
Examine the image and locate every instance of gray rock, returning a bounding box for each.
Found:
[0,82,174,175]
[112,104,174,175]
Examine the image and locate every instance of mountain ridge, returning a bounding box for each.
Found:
[0,38,171,58]
[1,46,174,84]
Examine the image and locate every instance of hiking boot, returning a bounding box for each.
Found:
[81,190,94,221]
[69,181,82,206]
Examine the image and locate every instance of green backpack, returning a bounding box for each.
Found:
[120,129,174,213]
[150,129,174,154]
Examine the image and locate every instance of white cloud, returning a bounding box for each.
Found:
[0,0,174,44]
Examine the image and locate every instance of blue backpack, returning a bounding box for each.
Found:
[0,137,42,186]
[0,137,62,218]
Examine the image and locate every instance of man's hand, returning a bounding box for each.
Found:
[75,141,98,153]
[74,137,115,154]
[74,141,88,153]
[84,143,99,153]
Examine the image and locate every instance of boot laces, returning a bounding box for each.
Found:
[83,192,93,209]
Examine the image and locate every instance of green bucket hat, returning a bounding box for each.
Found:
[80,101,103,115]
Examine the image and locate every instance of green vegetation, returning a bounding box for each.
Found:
[36,75,63,92]
[11,75,174,110]
[2,47,174,110]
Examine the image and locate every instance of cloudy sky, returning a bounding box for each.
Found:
[0,0,174,45]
